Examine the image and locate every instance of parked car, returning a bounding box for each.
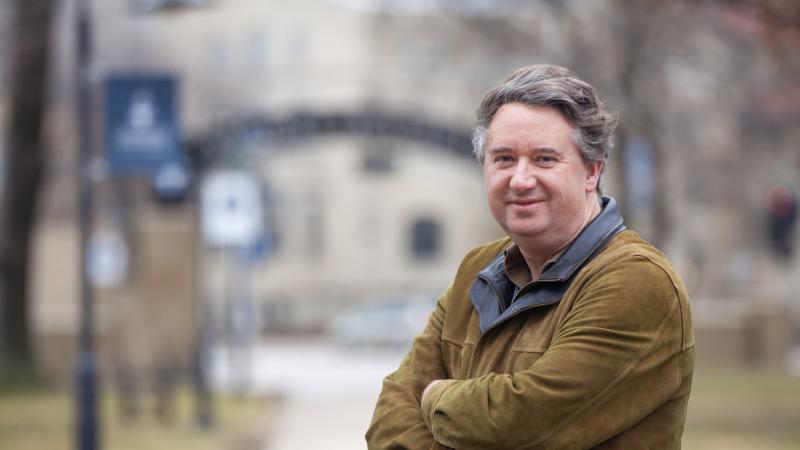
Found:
[326,294,437,351]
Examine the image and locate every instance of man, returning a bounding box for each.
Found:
[366,64,694,450]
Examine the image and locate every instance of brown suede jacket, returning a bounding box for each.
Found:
[367,198,695,450]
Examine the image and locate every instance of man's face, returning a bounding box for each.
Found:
[483,103,602,250]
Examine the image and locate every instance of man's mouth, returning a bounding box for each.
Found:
[509,198,543,206]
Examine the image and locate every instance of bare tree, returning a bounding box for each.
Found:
[0,0,55,376]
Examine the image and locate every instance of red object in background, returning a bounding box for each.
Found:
[765,183,797,260]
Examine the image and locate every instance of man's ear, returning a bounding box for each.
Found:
[585,161,603,193]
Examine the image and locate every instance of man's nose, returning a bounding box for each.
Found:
[509,160,537,192]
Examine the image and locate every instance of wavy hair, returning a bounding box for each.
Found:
[473,64,618,195]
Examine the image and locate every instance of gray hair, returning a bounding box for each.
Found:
[473,64,618,195]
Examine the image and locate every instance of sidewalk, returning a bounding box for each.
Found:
[210,337,404,450]
[265,393,377,450]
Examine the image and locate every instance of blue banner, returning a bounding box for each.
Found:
[105,74,184,175]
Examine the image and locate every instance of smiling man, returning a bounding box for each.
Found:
[366,64,695,450]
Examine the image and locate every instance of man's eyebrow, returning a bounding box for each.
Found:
[533,147,562,154]
[487,146,563,154]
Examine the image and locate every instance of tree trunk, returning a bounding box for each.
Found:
[0,0,54,374]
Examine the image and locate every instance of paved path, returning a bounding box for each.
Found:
[264,393,379,450]
[211,337,406,450]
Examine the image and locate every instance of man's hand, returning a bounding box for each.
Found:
[420,378,456,439]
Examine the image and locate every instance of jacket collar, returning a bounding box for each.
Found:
[537,196,625,282]
[470,197,626,334]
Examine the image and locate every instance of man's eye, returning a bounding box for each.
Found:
[536,156,557,164]
[494,155,513,164]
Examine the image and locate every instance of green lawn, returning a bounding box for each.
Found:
[683,369,800,450]
[0,384,279,450]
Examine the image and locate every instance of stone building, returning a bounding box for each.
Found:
[14,0,800,378]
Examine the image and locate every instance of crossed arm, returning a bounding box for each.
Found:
[365,288,452,450]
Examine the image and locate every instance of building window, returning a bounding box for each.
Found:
[410,217,441,260]
[306,191,324,259]
[362,151,395,173]
[248,30,269,72]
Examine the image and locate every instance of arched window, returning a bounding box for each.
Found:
[410,217,442,260]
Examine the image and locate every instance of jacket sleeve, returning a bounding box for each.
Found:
[365,286,454,450]
[420,256,691,450]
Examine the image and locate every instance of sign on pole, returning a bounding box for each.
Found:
[105,74,184,176]
[200,170,264,248]
[86,230,130,289]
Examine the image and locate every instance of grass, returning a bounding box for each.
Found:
[683,368,800,450]
[0,383,279,450]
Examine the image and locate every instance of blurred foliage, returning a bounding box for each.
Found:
[0,362,47,395]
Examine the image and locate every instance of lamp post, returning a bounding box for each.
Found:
[75,0,99,449]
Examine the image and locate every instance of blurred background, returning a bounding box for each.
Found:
[1,0,799,449]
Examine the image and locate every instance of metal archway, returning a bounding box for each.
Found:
[188,110,475,168]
